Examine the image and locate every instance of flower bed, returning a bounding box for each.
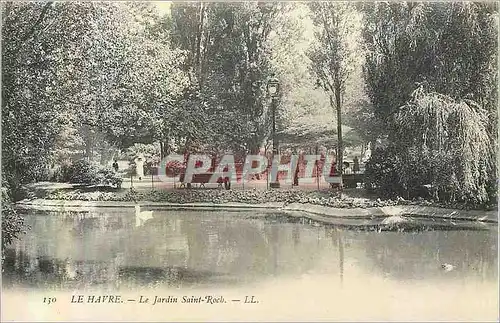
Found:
[44,187,443,209]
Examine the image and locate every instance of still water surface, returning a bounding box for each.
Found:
[3,208,498,321]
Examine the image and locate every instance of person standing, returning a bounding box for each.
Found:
[293,153,300,186]
[353,156,360,174]
[112,159,119,172]
[343,161,353,175]
[135,154,145,180]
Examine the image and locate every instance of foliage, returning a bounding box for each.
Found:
[362,2,498,205]
[364,146,403,197]
[1,183,26,251]
[395,88,494,204]
[342,97,381,146]
[166,2,291,155]
[65,160,97,184]
[123,143,161,176]
[366,88,495,205]
[2,2,189,196]
[50,163,73,183]
[124,143,160,161]
[307,2,362,96]
[2,2,78,192]
[307,2,363,173]
[54,160,122,187]
[269,4,370,151]
[94,169,123,188]
[61,3,188,151]
[362,2,498,128]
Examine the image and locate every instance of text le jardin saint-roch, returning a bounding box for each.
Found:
[71,295,259,305]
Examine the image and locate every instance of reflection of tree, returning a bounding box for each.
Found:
[362,230,498,281]
[6,210,374,289]
[214,219,273,276]
[124,215,189,268]
[327,228,344,285]
[3,249,86,288]
[180,215,330,278]
[339,232,344,285]
[292,226,300,248]
[182,217,210,269]
[271,225,278,275]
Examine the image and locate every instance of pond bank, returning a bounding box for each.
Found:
[16,198,498,224]
[16,184,498,230]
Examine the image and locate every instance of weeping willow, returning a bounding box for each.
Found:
[393,87,495,204]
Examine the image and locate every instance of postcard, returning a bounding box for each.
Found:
[2,1,498,321]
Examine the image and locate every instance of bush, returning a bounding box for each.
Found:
[1,185,26,250]
[50,163,76,183]
[95,169,123,188]
[126,161,136,177]
[391,89,495,205]
[365,89,497,206]
[365,145,457,201]
[66,160,98,184]
[51,160,122,188]
[144,159,159,176]
[364,146,404,198]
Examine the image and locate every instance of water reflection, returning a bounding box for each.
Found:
[361,230,498,282]
[3,209,497,291]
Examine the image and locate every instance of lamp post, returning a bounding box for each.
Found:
[267,74,280,189]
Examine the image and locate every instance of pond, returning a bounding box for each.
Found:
[2,208,498,321]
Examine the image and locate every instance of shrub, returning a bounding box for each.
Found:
[51,160,122,188]
[144,157,160,175]
[126,161,136,177]
[394,89,494,205]
[1,185,26,251]
[66,160,98,184]
[364,146,404,198]
[368,88,496,206]
[50,163,74,183]
[95,169,123,188]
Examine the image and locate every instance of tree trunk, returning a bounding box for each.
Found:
[82,126,94,162]
[332,92,343,191]
[196,3,205,87]
[165,140,172,156]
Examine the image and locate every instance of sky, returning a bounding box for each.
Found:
[153,1,171,16]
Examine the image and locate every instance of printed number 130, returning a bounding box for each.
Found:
[43,297,56,305]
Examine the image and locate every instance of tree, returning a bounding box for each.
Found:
[166,2,289,157]
[307,2,362,187]
[363,2,497,134]
[362,2,498,205]
[1,2,96,194]
[61,3,187,153]
[1,1,90,249]
[1,2,189,247]
[393,87,493,204]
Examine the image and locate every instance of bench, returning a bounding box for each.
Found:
[178,172,231,190]
[329,173,365,189]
